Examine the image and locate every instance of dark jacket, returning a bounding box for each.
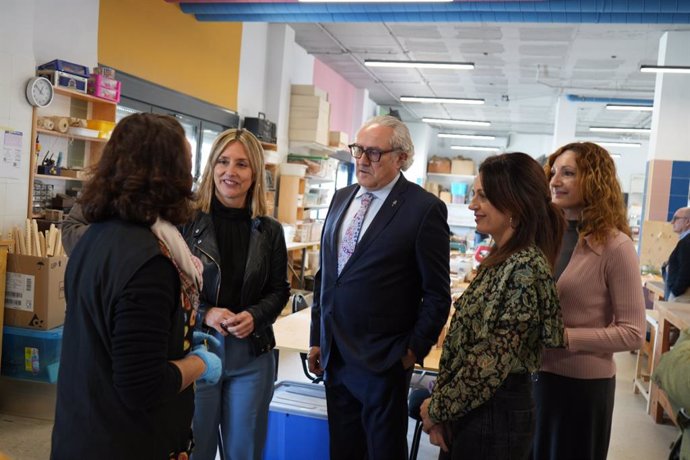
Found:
[182,211,290,355]
[667,234,690,299]
[52,219,193,459]
[310,174,451,374]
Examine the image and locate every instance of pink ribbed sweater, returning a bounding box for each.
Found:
[541,230,645,379]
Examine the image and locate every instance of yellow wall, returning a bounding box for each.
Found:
[98,0,241,110]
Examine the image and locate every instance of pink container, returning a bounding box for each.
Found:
[88,74,121,102]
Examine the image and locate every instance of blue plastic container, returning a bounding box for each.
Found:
[37,59,90,78]
[1,326,63,383]
[263,381,329,460]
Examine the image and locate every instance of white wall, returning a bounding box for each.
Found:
[0,0,99,233]
[237,23,268,118]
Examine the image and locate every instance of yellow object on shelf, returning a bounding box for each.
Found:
[87,119,116,139]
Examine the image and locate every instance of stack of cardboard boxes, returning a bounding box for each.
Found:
[289,85,331,146]
[2,221,67,393]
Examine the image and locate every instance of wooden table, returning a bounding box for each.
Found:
[273,307,442,372]
[285,240,320,289]
[649,301,690,425]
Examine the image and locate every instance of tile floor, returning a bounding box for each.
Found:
[0,351,679,459]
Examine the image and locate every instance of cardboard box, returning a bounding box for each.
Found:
[329,131,349,148]
[4,254,67,330]
[427,156,451,174]
[290,94,329,110]
[291,84,328,100]
[451,158,475,176]
[289,129,329,146]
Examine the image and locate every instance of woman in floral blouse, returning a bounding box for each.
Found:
[420,152,566,459]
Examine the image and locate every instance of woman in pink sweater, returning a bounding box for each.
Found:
[532,142,645,460]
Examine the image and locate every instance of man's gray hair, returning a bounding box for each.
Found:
[359,115,415,171]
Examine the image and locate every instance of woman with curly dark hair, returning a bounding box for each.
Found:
[51,113,221,460]
[420,152,566,459]
[532,142,645,460]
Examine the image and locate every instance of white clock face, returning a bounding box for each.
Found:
[26,77,54,107]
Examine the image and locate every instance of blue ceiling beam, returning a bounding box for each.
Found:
[192,11,690,23]
[179,0,690,16]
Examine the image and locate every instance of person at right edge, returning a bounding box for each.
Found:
[308,115,451,460]
[420,152,566,459]
[663,206,690,302]
[532,142,645,460]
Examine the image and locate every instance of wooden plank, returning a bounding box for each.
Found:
[639,220,677,272]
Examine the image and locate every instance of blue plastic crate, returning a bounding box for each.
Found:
[37,59,89,78]
[263,381,329,460]
[1,326,62,383]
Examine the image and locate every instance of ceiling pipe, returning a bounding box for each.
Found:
[565,94,653,105]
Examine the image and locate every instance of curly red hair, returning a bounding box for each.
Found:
[545,142,631,245]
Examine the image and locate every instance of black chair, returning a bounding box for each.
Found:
[408,388,431,460]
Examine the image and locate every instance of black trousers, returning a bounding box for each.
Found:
[439,373,535,460]
[324,345,413,460]
[532,371,616,460]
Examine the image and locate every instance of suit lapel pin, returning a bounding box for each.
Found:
[392,200,398,207]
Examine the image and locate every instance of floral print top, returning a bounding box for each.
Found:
[428,245,564,423]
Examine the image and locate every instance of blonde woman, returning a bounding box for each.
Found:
[182,129,290,460]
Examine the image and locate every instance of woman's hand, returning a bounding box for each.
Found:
[222,311,255,339]
[428,424,449,452]
[204,307,235,336]
[420,398,449,452]
[420,398,434,432]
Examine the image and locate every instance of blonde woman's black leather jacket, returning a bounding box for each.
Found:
[182,211,290,356]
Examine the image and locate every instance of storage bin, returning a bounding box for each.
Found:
[263,381,329,460]
[87,75,121,103]
[1,326,63,383]
[37,70,88,93]
[37,59,89,78]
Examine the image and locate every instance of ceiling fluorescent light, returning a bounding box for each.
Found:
[423,118,491,127]
[401,96,484,105]
[606,104,653,112]
[365,60,474,70]
[640,65,690,74]
[610,154,622,159]
[597,141,642,148]
[589,127,651,134]
[451,146,501,152]
[438,133,496,140]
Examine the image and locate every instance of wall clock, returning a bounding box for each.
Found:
[25,76,54,108]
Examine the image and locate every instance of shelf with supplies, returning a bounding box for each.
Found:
[35,174,85,182]
[446,203,476,229]
[36,127,108,143]
[289,141,350,163]
[426,173,475,181]
[28,85,117,218]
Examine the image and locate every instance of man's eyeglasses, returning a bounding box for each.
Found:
[672,216,689,223]
[348,143,398,163]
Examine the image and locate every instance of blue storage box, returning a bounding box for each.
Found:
[263,381,329,460]
[37,59,90,78]
[1,326,63,383]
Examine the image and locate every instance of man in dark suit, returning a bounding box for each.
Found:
[664,207,690,302]
[308,115,451,459]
